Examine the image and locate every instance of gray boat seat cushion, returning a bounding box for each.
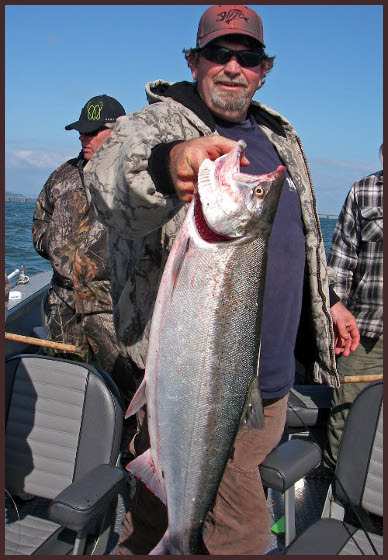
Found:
[285,517,383,555]
[31,325,48,340]
[287,384,333,428]
[5,499,62,555]
[5,354,123,555]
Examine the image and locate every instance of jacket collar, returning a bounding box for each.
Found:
[148,80,287,138]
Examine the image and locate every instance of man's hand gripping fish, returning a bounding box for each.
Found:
[125,140,285,554]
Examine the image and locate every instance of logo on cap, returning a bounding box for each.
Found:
[216,9,248,24]
[87,101,103,121]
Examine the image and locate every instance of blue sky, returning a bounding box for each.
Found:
[5,4,383,214]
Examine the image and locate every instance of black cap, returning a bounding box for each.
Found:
[65,94,126,133]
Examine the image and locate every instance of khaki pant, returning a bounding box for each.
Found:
[118,394,288,555]
[324,335,383,471]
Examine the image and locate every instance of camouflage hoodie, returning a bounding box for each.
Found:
[32,155,114,315]
[85,80,340,388]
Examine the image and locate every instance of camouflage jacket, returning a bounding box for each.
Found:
[85,80,340,388]
[32,155,114,315]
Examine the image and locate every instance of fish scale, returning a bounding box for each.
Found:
[125,140,286,554]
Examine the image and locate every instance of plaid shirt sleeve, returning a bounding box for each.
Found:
[328,171,383,338]
[327,186,359,305]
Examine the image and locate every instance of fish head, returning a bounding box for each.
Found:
[195,139,286,244]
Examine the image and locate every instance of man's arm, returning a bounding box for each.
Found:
[327,185,359,306]
[327,185,361,355]
[32,175,55,260]
[84,106,191,240]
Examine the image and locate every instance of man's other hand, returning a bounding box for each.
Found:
[330,301,360,357]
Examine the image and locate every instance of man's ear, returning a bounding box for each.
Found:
[188,58,198,81]
[256,65,267,91]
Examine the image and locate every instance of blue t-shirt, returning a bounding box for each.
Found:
[215,116,306,399]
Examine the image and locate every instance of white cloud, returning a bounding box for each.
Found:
[5,148,74,169]
[310,157,376,173]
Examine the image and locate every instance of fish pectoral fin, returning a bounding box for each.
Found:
[149,529,171,555]
[126,449,166,504]
[241,376,265,431]
[125,378,147,418]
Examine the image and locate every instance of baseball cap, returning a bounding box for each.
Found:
[196,5,265,49]
[65,94,126,133]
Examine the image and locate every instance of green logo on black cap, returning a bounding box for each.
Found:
[87,101,103,121]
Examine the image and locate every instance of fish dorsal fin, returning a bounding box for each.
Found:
[126,449,167,504]
[125,378,147,418]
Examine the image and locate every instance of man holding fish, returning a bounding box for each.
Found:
[85,5,359,555]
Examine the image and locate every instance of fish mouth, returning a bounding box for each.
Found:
[194,140,249,244]
[194,193,237,243]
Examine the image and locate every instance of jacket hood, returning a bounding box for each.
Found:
[146,79,289,138]
[146,80,217,131]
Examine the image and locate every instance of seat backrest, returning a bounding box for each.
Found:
[334,380,383,517]
[40,289,49,326]
[5,354,123,500]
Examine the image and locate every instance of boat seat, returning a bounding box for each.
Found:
[32,289,49,341]
[260,438,322,546]
[284,381,383,554]
[260,384,333,547]
[286,384,333,430]
[5,354,126,555]
[31,325,49,340]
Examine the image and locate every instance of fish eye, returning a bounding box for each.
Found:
[253,186,264,197]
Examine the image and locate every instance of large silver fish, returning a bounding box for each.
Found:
[126,140,285,554]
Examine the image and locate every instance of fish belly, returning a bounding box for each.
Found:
[146,235,267,554]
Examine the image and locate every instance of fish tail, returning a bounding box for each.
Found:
[149,529,171,555]
[149,529,209,555]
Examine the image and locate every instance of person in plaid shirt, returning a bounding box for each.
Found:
[325,144,383,470]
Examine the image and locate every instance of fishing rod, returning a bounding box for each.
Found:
[343,374,383,383]
[5,332,77,353]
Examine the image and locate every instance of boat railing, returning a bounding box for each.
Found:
[7,268,20,282]
[7,265,30,286]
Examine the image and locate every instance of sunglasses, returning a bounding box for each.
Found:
[200,45,264,68]
[81,126,108,137]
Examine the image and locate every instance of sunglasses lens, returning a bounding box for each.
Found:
[212,48,231,65]
[238,52,263,67]
[82,127,106,137]
[202,46,229,64]
[201,46,263,68]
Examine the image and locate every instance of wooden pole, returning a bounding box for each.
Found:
[5,332,77,353]
[343,374,383,383]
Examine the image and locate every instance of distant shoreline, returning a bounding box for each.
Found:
[5,195,37,201]
[4,195,337,218]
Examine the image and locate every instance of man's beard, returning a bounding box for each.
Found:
[210,81,249,111]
